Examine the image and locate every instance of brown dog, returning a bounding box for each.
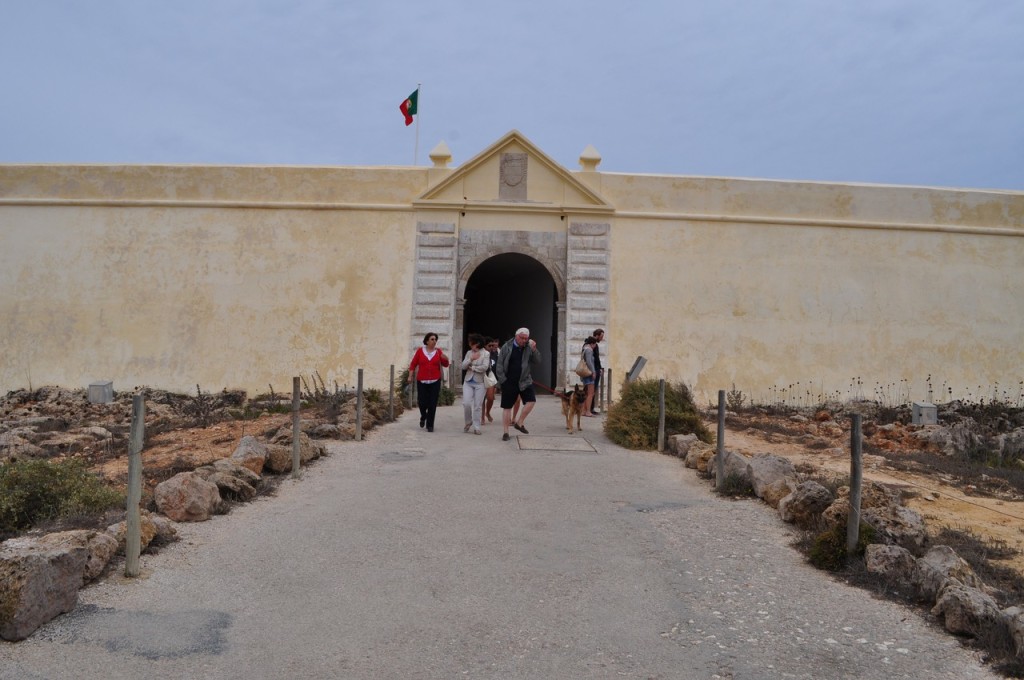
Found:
[561,384,587,434]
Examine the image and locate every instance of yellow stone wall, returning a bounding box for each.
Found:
[0,165,424,394]
[1,151,1021,403]
[602,174,1024,403]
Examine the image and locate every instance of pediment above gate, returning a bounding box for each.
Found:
[413,130,613,215]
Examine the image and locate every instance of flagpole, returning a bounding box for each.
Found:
[414,83,421,166]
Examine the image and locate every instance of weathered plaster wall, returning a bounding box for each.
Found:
[603,174,1024,403]
[0,165,423,394]
[2,157,1021,403]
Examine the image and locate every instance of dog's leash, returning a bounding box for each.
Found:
[532,380,570,400]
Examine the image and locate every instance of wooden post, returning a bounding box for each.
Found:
[389,364,395,422]
[125,393,145,577]
[847,414,864,556]
[355,368,364,441]
[715,390,726,489]
[411,367,418,409]
[291,377,301,478]
[657,379,666,452]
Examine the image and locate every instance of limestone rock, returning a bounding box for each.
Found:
[33,530,118,584]
[746,453,796,508]
[1003,606,1024,660]
[81,426,114,440]
[931,583,1001,636]
[154,471,222,522]
[994,428,1024,464]
[106,511,159,553]
[231,435,269,475]
[916,545,983,601]
[708,449,750,482]
[0,539,87,641]
[817,421,843,437]
[311,423,341,439]
[668,433,699,458]
[194,459,260,502]
[778,481,833,528]
[683,441,716,471]
[864,543,917,581]
[863,504,927,555]
[148,513,179,545]
[823,493,926,555]
[264,431,325,474]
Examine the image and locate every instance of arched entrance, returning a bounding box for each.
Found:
[461,253,559,387]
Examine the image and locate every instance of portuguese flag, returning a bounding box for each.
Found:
[400,89,418,126]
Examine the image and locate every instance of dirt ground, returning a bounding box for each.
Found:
[92,412,293,498]
[719,419,1024,579]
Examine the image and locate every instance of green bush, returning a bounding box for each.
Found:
[604,379,713,450]
[0,458,124,538]
[398,368,456,407]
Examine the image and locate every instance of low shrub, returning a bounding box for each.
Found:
[398,368,456,407]
[604,379,712,450]
[0,458,124,539]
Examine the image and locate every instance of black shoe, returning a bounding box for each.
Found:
[502,433,510,441]
[427,426,433,432]
[420,417,425,428]
[513,423,529,434]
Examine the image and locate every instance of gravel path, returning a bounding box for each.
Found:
[0,397,997,679]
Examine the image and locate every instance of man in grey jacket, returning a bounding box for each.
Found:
[495,327,542,441]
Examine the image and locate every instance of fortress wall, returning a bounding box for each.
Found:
[606,180,1024,403]
[596,173,1024,229]
[0,165,423,394]
[2,161,1021,403]
[0,164,428,205]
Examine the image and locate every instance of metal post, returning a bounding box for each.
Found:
[291,377,301,478]
[389,364,395,421]
[125,393,145,577]
[657,379,666,452]
[607,369,612,407]
[847,414,864,556]
[355,368,364,441]
[715,390,726,488]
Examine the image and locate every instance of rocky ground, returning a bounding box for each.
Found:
[716,402,1024,592]
[2,387,1022,581]
[0,385,404,537]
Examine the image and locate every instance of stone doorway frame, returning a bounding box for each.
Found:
[410,220,609,389]
[454,233,567,385]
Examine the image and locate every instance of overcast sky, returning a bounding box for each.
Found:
[3,1,1022,191]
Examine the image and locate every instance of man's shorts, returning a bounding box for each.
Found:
[500,384,536,409]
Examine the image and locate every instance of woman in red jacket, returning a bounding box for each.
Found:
[409,332,450,432]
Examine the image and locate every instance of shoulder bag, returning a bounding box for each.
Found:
[574,353,593,378]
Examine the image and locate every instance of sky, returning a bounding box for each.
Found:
[2,1,1023,191]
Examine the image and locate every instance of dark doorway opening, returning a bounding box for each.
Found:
[463,253,558,387]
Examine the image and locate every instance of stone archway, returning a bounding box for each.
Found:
[460,253,560,387]
[455,232,567,389]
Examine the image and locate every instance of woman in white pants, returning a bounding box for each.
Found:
[461,333,490,435]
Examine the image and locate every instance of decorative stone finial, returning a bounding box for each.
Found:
[579,144,601,171]
[429,141,452,168]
